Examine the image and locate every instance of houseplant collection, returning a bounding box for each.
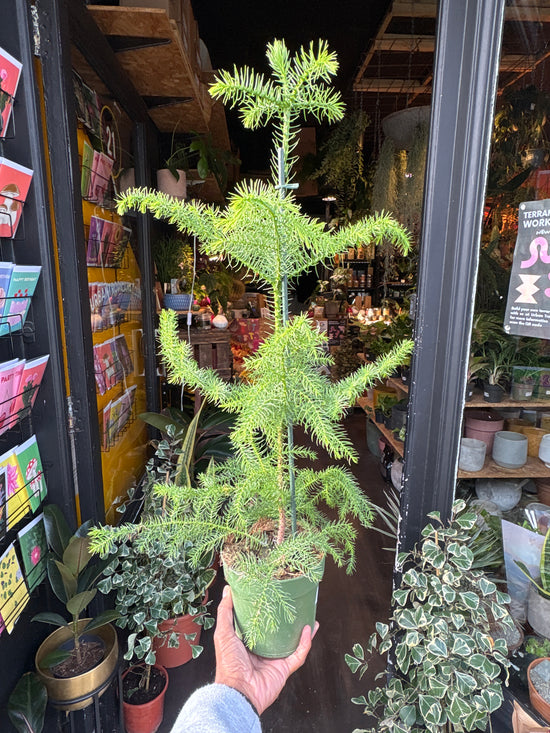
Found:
[346,500,515,732]
[516,525,550,639]
[89,39,413,658]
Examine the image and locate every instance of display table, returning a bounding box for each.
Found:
[178,327,232,381]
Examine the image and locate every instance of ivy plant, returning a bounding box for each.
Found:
[90,39,413,648]
[346,501,513,733]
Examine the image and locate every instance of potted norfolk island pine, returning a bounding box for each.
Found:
[90,39,413,658]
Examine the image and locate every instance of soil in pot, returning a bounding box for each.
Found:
[123,664,169,733]
[123,666,167,706]
[528,658,550,724]
[51,633,105,678]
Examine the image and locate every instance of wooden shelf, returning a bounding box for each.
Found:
[457,455,550,480]
[88,6,212,132]
[357,395,404,457]
[465,390,550,409]
[387,376,409,396]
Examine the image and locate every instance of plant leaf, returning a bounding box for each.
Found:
[7,672,47,733]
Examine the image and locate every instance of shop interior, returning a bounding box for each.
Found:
[1,1,550,731]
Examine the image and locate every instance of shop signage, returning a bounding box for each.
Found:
[504,198,550,339]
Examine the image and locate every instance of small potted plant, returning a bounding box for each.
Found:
[346,500,514,732]
[466,353,488,400]
[479,339,516,402]
[92,39,414,659]
[32,505,119,711]
[516,527,550,640]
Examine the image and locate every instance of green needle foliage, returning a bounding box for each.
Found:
[91,39,414,647]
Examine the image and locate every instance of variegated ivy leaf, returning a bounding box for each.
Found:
[203,616,215,630]
[442,584,456,604]
[432,618,449,636]
[353,643,365,658]
[478,576,497,596]
[393,588,409,607]
[428,679,448,699]
[345,654,362,674]
[490,601,508,621]
[464,707,485,730]
[405,630,421,647]
[395,642,410,675]
[351,694,368,706]
[454,670,478,694]
[396,608,417,629]
[426,638,448,657]
[144,650,156,666]
[448,693,473,724]
[191,644,203,659]
[379,639,393,654]
[399,704,417,727]
[366,632,378,652]
[414,607,431,627]
[460,592,479,611]
[375,623,389,640]
[418,694,443,726]
[422,540,445,569]
[403,569,419,587]
[410,645,425,665]
[454,512,476,530]
[480,687,503,713]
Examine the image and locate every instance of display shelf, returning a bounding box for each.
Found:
[457,455,550,480]
[387,376,409,396]
[88,6,212,133]
[465,390,550,408]
[357,395,404,457]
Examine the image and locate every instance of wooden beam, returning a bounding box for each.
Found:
[354,78,431,94]
[374,34,435,53]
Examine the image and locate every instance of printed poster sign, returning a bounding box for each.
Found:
[504,199,550,338]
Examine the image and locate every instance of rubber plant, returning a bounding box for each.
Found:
[90,39,413,654]
[346,500,514,732]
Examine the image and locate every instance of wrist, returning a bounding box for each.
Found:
[214,677,260,716]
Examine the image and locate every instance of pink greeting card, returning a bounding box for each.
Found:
[0,157,33,238]
[10,355,49,420]
[0,47,22,138]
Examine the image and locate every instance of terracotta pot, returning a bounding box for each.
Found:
[537,477,550,506]
[35,621,118,712]
[464,409,504,453]
[528,657,550,724]
[156,168,186,198]
[152,611,205,669]
[123,664,168,733]
[522,426,548,457]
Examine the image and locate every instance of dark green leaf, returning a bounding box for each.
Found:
[43,504,72,558]
[8,672,47,733]
[31,612,68,628]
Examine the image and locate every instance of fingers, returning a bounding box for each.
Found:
[214,585,234,641]
[284,621,319,674]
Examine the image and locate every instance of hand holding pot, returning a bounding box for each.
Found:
[214,586,318,715]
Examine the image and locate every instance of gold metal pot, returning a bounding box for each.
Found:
[35,620,118,711]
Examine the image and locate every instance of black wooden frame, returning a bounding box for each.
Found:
[399,0,506,552]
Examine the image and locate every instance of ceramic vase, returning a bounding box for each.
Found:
[539,433,550,468]
[492,431,528,469]
[458,438,486,472]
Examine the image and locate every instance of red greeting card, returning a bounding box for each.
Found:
[0,158,33,238]
[0,47,22,138]
[10,355,49,420]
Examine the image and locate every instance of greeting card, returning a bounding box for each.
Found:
[114,334,133,377]
[0,542,29,633]
[0,264,41,336]
[15,435,46,512]
[0,47,22,138]
[0,464,6,542]
[17,513,47,592]
[88,151,113,205]
[81,138,94,198]
[0,358,24,435]
[0,447,29,530]
[10,354,49,420]
[0,261,14,313]
[87,215,105,266]
[0,157,33,238]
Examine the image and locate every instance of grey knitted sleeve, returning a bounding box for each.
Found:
[170,683,262,733]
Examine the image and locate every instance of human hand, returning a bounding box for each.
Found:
[214,585,319,715]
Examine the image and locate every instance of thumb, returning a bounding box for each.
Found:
[284,621,318,674]
[215,585,234,636]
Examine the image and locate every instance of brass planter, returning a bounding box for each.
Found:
[35,620,118,711]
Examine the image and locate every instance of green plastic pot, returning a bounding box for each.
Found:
[224,557,325,658]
